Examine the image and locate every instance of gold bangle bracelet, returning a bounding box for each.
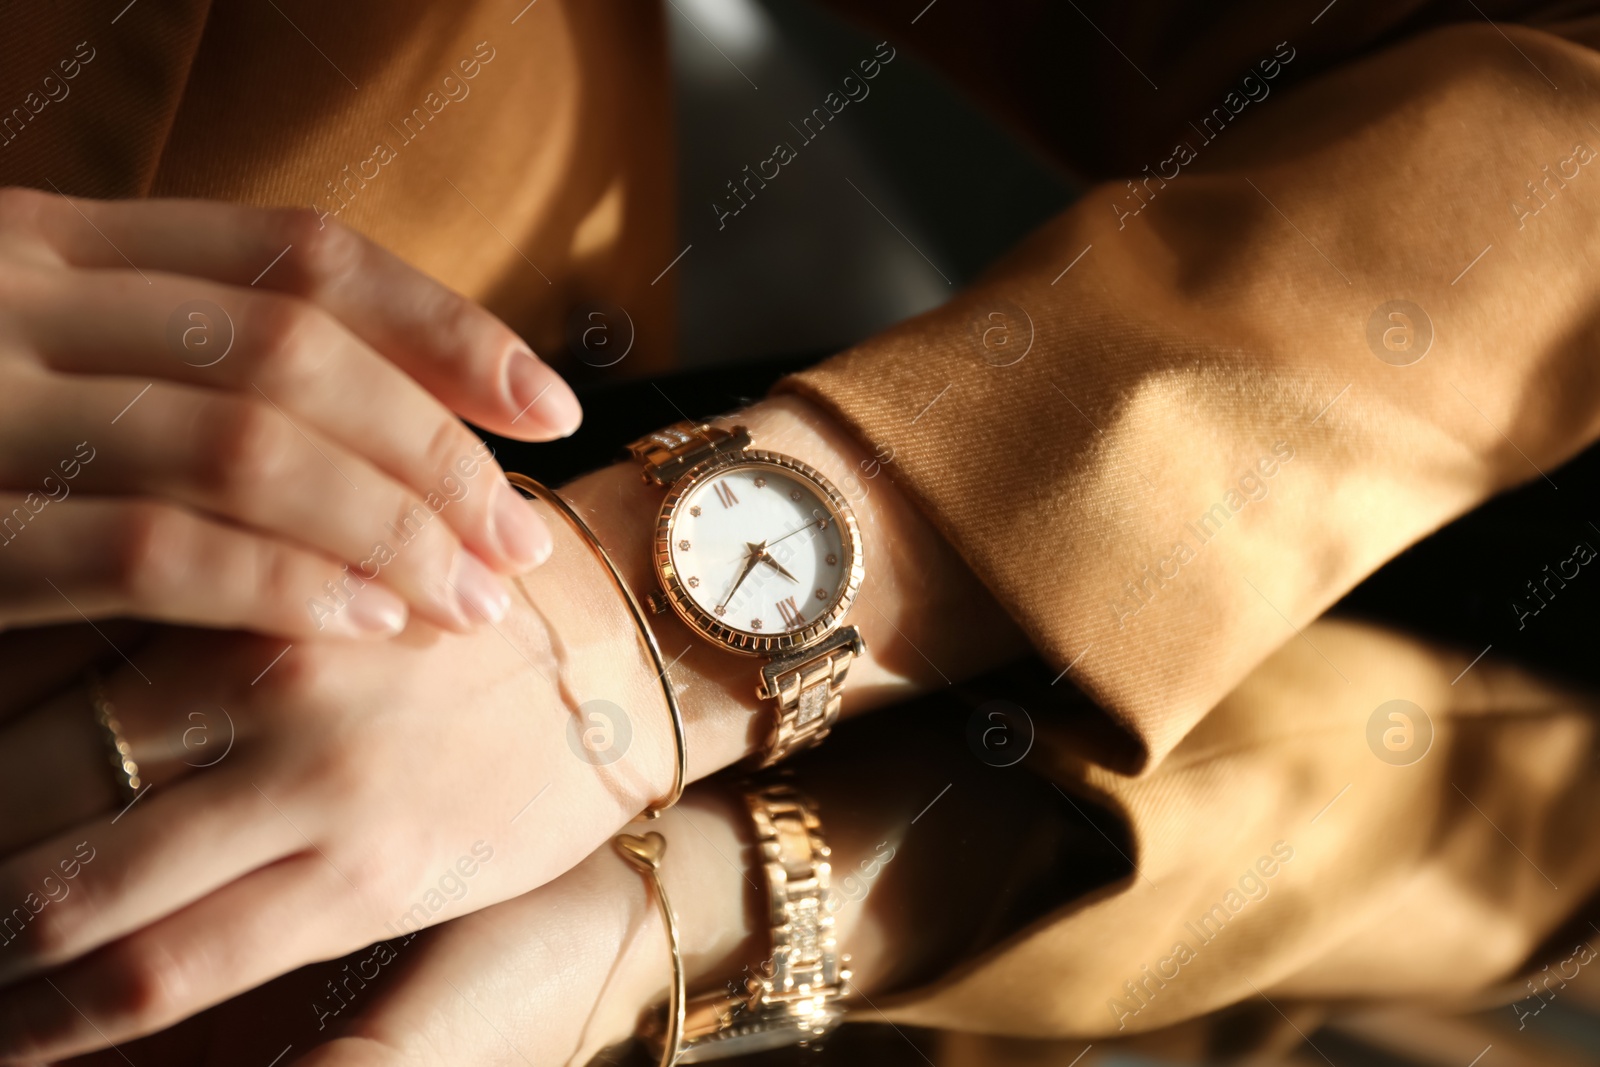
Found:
[614,831,686,1067]
[507,472,688,819]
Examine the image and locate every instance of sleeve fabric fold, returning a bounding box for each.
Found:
[781,4,1600,1037]
[779,7,1600,770]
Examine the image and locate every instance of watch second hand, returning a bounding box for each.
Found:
[764,516,823,550]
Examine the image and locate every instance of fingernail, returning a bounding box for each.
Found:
[450,551,511,624]
[506,348,582,437]
[327,585,408,637]
[493,481,552,568]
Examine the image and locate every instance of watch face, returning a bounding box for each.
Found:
[657,451,862,655]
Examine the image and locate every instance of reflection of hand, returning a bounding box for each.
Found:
[0,190,581,640]
[51,788,773,1067]
[69,772,918,1067]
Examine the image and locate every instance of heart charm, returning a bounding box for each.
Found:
[614,831,667,872]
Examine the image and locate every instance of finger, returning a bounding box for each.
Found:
[19,269,552,572]
[0,659,248,855]
[0,761,301,989]
[0,683,118,856]
[0,852,366,1064]
[14,189,581,439]
[0,378,512,632]
[0,496,411,638]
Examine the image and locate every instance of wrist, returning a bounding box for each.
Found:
[555,394,1025,783]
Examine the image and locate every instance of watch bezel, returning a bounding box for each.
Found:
[653,450,864,657]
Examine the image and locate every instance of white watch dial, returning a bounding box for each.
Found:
[668,462,848,636]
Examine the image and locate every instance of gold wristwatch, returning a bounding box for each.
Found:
[658,783,850,1062]
[627,421,865,767]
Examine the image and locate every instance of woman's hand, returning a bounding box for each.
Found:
[177,788,766,1067]
[0,394,1024,1063]
[54,742,946,1067]
[0,189,581,639]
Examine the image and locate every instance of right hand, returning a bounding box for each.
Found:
[0,188,583,639]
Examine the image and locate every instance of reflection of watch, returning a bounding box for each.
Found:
[628,422,865,768]
[669,783,849,1062]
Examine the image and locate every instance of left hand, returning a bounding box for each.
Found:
[0,193,583,640]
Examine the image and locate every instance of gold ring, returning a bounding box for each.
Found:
[86,670,142,804]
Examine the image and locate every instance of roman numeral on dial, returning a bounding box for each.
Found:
[713,480,739,508]
[776,595,805,629]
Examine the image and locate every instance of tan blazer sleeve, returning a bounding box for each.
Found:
[778,8,1600,769]
[878,619,1600,1038]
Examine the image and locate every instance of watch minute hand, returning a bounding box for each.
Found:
[718,544,764,611]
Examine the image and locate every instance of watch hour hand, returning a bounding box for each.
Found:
[758,552,798,583]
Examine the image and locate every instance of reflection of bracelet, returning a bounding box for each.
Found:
[644,783,850,1064]
[614,831,685,1067]
[507,473,687,818]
